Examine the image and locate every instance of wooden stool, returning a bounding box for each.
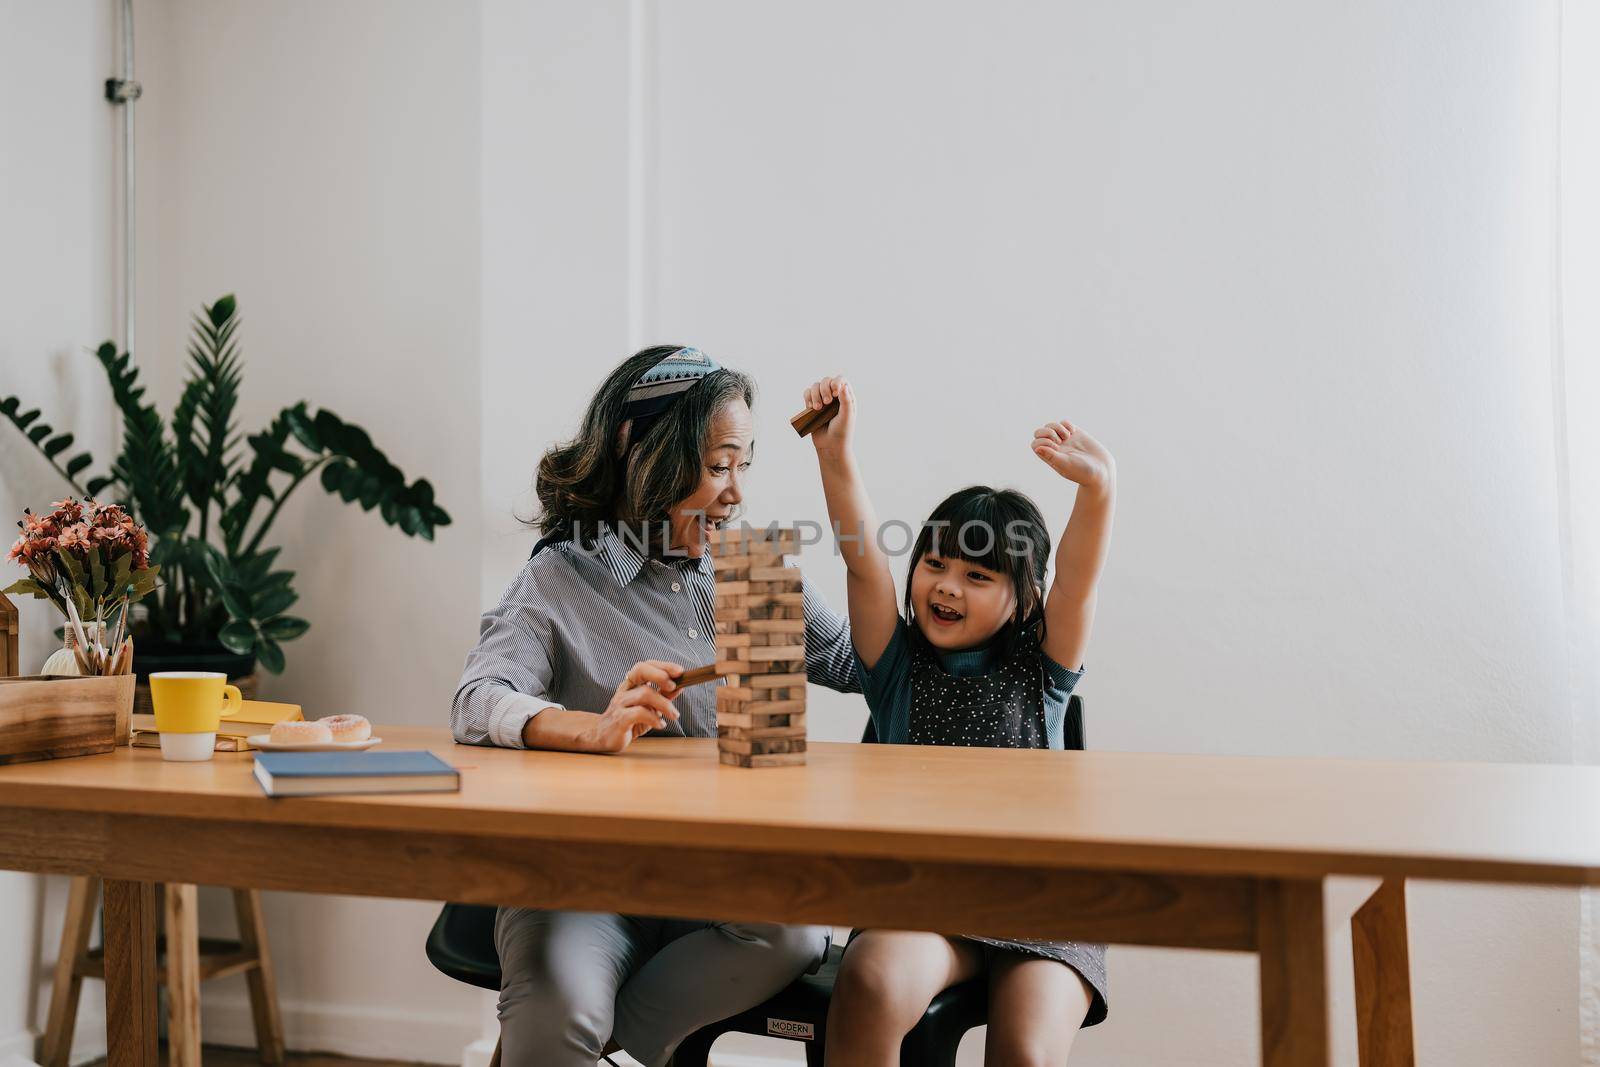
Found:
[1353,877,1416,1066]
[39,876,285,1067]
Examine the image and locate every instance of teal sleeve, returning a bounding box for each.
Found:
[852,616,912,743]
[1040,650,1085,749]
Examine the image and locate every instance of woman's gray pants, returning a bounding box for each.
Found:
[493,906,829,1066]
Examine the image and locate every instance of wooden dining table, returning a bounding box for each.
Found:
[1,725,1596,1066]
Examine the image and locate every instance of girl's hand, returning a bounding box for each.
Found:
[803,376,855,458]
[1032,420,1115,491]
[582,660,683,753]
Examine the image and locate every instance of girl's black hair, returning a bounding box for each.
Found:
[530,345,755,554]
[902,485,1051,659]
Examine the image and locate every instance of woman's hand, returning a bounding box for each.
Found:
[581,660,684,754]
[803,376,855,459]
[1032,420,1115,492]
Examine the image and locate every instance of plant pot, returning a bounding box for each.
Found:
[0,673,136,763]
[133,640,257,681]
[131,641,260,720]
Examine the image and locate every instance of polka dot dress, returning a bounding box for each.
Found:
[904,630,1110,1027]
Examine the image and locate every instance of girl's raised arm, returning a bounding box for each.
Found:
[805,377,900,669]
[1032,419,1116,673]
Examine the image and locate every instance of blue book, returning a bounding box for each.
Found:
[253,750,460,797]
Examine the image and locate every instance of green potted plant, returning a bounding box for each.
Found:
[1,294,450,685]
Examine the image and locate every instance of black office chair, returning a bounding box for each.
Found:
[674,693,1085,1066]
[426,694,1085,1067]
[423,904,504,1065]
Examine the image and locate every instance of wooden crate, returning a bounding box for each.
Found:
[0,592,17,678]
[0,674,134,764]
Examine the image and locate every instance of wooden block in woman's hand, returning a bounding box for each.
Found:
[674,663,724,688]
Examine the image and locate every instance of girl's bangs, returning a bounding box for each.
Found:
[920,493,1026,577]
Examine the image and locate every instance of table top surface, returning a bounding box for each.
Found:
[1,726,1595,885]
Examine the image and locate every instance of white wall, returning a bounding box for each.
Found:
[642,2,1578,1063]
[0,1,118,1061]
[128,0,487,1061]
[3,0,1591,1064]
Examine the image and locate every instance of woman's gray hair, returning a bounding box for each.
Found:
[532,346,755,551]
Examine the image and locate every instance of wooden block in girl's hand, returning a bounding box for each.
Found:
[790,399,840,437]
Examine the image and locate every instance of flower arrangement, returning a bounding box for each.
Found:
[4,498,160,675]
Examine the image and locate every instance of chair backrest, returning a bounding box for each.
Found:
[424,902,502,990]
[859,693,1085,749]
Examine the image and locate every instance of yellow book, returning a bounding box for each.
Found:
[131,730,251,751]
[132,699,303,740]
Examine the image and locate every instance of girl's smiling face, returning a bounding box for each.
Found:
[909,552,1019,651]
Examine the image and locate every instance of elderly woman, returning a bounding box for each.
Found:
[451,346,859,1067]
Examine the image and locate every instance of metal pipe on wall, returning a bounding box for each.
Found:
[106,0,140,356]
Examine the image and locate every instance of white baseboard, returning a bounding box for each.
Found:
[0,1018,106,1067]
[0,1029,38,1064]
[460,1036,497,1067]
[202,994,478,1065]
[67,1030,105,1067]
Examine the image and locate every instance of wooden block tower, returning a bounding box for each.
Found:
[710,524,807,767]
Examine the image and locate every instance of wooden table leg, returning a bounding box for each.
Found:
[1256,878,1330,1067]
[103,879,158,1067]
[1352,877,1415,1066]
[233,888,286,1065]
[165,884,202,1067]
[38,874,100,1067]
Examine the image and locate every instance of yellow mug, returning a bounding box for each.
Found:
[150,671,243,738]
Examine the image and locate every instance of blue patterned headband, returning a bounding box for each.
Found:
[622,346,721,440]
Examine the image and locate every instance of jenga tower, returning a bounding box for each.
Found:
[710,524,807,767]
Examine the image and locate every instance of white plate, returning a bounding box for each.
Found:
[247,735,383,752]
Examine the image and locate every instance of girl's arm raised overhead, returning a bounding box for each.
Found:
[1032,419,1116,673]
[805,376,899,669]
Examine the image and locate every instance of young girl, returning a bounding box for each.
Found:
[803,375,1115,1066]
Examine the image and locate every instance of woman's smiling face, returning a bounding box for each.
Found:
[669,398,753,555]
[908,552,1018,650]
